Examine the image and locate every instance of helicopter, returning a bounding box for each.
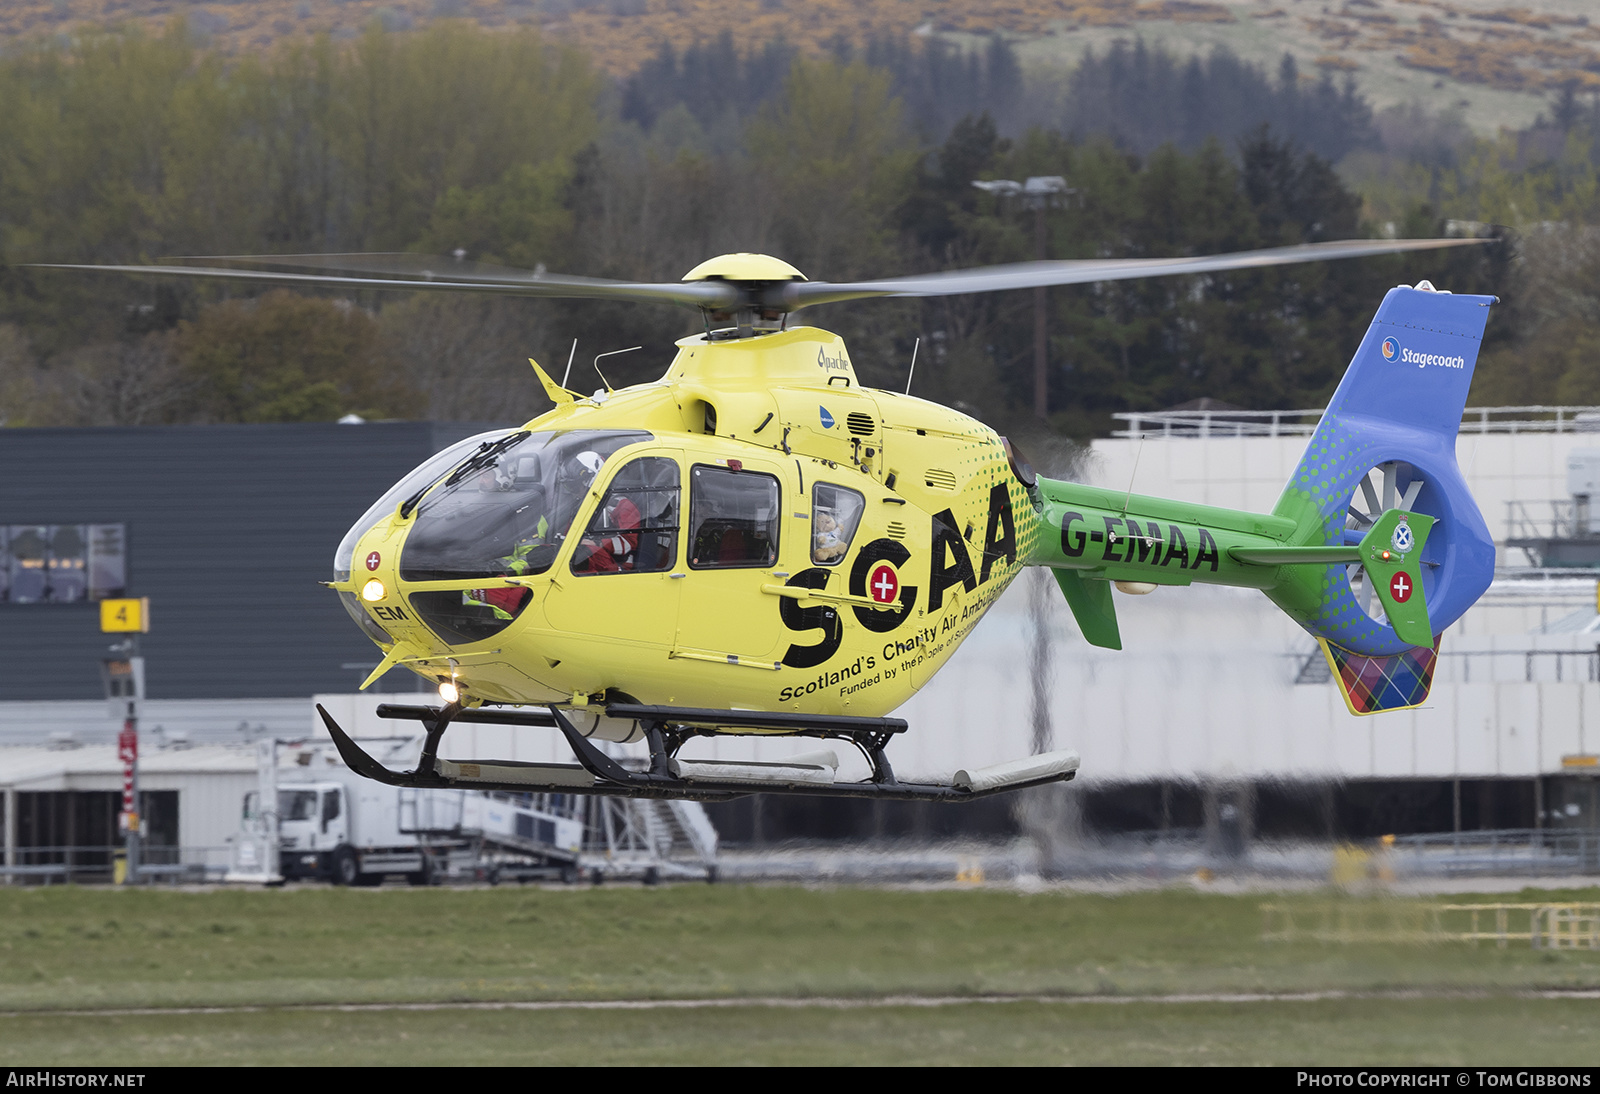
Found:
[39,235,1497,803]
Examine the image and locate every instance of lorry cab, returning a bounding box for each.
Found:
[256,780,360,883]
[277,782,348,858]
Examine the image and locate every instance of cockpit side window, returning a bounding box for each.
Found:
[571,457,680,575]
[688,465,779,569]
[811,483,865,566]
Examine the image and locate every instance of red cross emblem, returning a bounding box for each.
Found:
[1390,572,1412,603]
[869,563,899,604]
[366,551,382,571]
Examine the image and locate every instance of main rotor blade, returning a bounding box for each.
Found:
[772,237,1492,310]
[27,260,742,310]
[197,251,565,284]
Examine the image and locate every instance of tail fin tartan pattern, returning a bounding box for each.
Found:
[1319,637,1440,715]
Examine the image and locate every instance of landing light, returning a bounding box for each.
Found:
[361,578,386,602]
[439,681,461,704]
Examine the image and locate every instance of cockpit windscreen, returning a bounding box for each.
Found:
[400,430,650,581]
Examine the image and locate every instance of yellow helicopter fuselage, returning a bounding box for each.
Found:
[344,325,1040,732]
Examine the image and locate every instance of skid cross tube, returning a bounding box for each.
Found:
[319,702,1074,802]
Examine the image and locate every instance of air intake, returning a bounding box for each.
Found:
[924,469,958,491]
[846,412,875,436]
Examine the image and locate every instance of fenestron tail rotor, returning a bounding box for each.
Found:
[1345,461,1428,622]
[28,236,1491,336]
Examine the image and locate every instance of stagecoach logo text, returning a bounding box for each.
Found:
[1382,335,1465,371]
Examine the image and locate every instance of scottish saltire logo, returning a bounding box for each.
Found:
[1381,336,1399,361]
[1391,519,1414,553]
[819,406,835,429]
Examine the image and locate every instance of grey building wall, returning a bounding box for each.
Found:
[0,421,503,700]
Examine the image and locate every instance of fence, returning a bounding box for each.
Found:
[0,845,232,883]
[1113,405,1600,439]
[1295,647,1600,687]
[1391,828,1600,877]
[1262,901,1600,949]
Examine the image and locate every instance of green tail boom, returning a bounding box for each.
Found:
[1026,478,1432,651]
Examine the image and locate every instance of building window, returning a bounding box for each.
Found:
[0,524,125,604]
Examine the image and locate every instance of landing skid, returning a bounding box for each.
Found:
[315,701,1078,803]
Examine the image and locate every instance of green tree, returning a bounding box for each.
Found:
[329,21,600,252]
[746,57,916,279]
[171,291,420,423]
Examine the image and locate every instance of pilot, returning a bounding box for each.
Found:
[574,492,641,573]
[572,449,605,485]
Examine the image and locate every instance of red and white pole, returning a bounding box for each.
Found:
[117,705,140,883]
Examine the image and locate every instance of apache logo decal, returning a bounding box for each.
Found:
[1381,336,1399,362]
[817,346,850,372]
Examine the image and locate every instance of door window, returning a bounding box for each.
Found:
[571,457,680,575]
[688,465,779,568]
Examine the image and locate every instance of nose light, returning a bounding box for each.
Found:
[361,578,386,602]
[438,681,461,704]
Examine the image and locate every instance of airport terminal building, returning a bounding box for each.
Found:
[3,410,1600,870]
[0,422,494,874]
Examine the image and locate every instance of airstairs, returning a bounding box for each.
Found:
[400,737,721,884]
[230,736,719,886]
[581,795,720,883]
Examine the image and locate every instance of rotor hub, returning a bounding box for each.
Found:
[683,253,808,338]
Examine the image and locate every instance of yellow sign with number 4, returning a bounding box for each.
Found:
[100,597,149,633]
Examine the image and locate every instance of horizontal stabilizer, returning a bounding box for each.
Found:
[1229,545,1361,565]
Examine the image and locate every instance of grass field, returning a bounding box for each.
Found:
[1,882,1598,1065]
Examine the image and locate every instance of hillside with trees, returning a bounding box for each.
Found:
[0,18,1583,439]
